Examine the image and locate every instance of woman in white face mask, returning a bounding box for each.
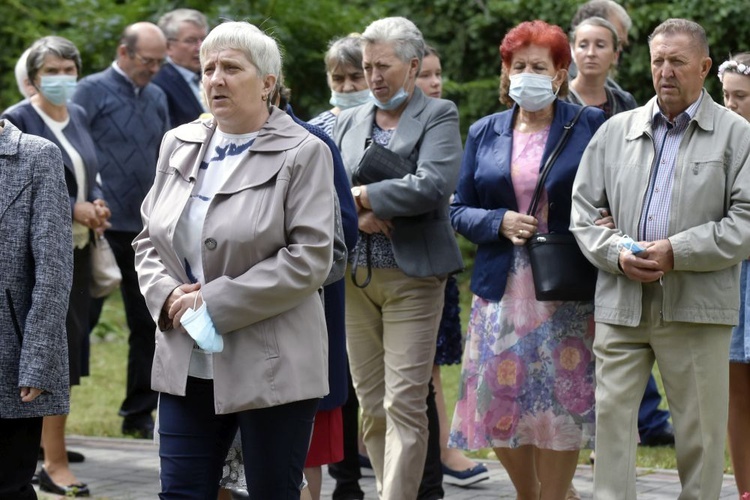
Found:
[333,16,464,500]
[1,36,111,497]
[309,34,370,137]
[448,20,606,500]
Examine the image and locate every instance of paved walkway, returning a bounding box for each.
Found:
[36,436,739,499]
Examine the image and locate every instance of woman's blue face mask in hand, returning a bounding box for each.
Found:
[181,297,223,353]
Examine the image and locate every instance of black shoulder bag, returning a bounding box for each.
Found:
[525,106,597,301]
[350,140,418,288]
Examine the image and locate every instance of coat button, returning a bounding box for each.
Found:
[549,202,555,211]
[204,238,217,250]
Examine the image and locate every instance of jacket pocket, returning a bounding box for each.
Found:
[261,324,280,360]
[6,289,23,344]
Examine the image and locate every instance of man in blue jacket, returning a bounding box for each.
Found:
[153,9,209,127]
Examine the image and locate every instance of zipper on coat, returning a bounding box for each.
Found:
[6,289,23,344]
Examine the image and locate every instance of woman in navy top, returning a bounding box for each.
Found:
[2,35,110,498]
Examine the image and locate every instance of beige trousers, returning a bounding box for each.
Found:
[345,267,445,500]
[593,282,731,500]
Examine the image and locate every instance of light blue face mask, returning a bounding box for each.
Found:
[369,69,412,111]
[39,75,77,106]
[181,295,223,353]
[508,73,557,112]
[329,89,371,110]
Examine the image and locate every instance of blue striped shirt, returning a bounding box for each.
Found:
[638,93,703,241]
[309,110,337,138]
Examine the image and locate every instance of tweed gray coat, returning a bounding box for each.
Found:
[0,120,73,419]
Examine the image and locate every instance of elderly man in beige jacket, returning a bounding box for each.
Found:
[571,18,750,500]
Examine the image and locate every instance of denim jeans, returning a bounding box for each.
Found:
[159,377,318,499]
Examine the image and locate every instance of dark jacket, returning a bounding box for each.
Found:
[288,104,358,410]
[72,67,170,232]
[2,100,103,215]
[451,99,605,301]
[0,121,73,418]
[564,85,638,118]
[152,62,205,127]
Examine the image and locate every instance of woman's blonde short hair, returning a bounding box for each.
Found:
[200,21,281,79]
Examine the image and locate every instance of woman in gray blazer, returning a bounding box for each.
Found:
[0,121,73,499]
[333,16,463,500]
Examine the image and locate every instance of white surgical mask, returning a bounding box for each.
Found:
[329,89,371,110]
[508,73,557,112]
[39,75,77,106]
[181,295,223,353]
[370,69,411,111]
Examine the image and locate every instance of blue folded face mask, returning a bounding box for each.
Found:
[39,75,77,106]
[329,89,371,110]
[181,294,223,353]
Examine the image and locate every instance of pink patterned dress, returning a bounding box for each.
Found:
[448,126,595,452]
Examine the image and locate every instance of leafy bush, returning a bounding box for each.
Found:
[2,1,748,120]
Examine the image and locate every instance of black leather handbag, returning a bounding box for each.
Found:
[351,142,417,186]
[525,106,597,301]
[350,142,417,288]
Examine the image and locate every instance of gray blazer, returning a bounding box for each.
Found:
[0,121,73,419]
[334,88,463,277]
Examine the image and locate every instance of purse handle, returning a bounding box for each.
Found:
[526,105,588,217]
[350,234,372,288]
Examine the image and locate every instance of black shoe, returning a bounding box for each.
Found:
[38,447,85,463]
[122,413,155,439]
[639,423,675,447]
[38,467,90,497]
[332,479,365,500]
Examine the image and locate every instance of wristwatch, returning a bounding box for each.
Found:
[352,186,363,210]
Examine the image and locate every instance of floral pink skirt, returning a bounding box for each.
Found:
[449,246,595,451]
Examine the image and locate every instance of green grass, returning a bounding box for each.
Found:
[71,283,733,473]
[68,291,132,438]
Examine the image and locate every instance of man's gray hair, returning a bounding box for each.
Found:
[200,21,281,79]
[324,35,363,73]
[571,0,632,34]
[26,36,81,85]
[158,9,208,40]
[361,17,424,65]
[570,16,620,49]
[649,18,709,56]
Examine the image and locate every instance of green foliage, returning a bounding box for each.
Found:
[2,0,749,120]
[69,292,129,437]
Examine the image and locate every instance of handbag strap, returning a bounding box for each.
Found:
[526,105,588,217]
[350,234,372,288]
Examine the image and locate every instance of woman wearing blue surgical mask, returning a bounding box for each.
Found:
[309,34,370,137]
[1,35,111,497]
[333,17,463,500]
[448,20,605,499]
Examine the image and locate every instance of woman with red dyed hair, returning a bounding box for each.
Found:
[447,20,605,499]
